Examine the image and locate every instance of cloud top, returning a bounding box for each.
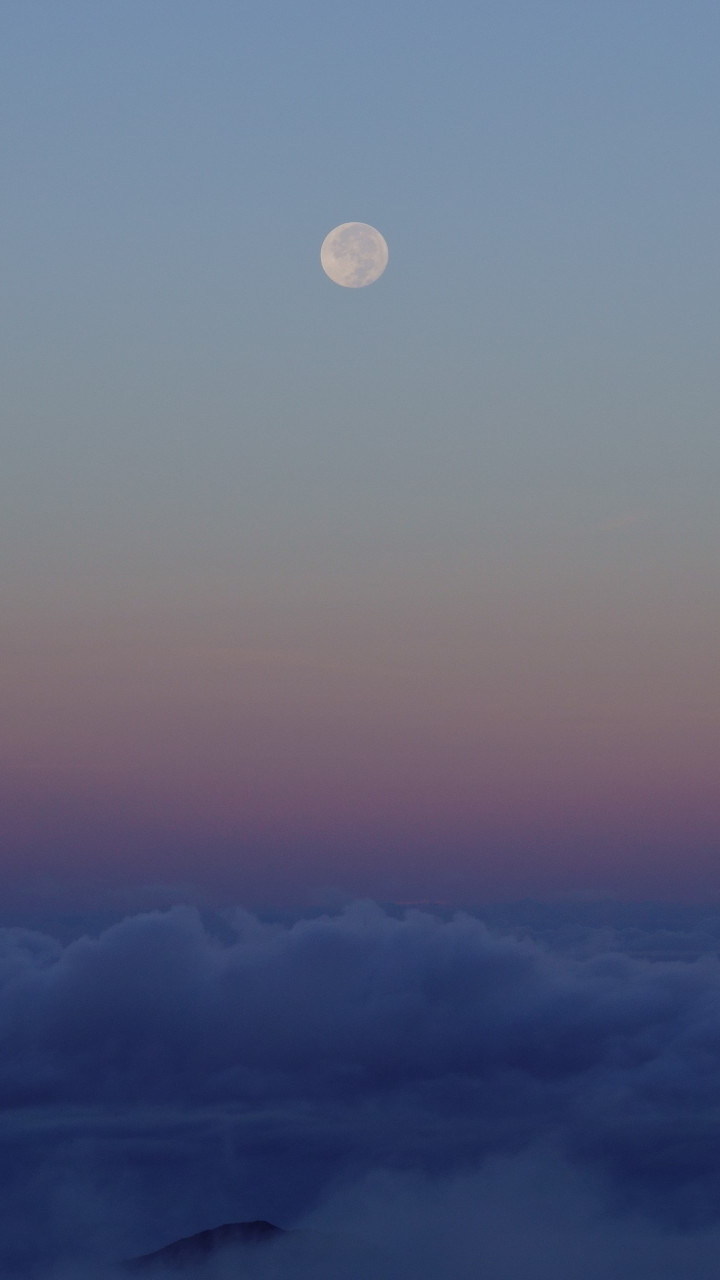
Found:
[2,901,720,1274]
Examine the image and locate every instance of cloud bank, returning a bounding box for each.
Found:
[1,901,720,1275]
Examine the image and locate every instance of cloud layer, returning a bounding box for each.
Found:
[2,901,720,1274]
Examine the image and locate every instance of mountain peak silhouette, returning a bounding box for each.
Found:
[124,1220,284,1270]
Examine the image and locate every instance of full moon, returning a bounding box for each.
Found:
[320,222,389,288]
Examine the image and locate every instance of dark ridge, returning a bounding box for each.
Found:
[123,1220,284,1270]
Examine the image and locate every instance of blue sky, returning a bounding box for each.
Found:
[1,0,719,904]
[4,0,719,576]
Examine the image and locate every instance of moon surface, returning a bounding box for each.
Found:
[320,222,389,288]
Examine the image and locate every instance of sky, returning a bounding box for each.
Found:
[2,0,719,909]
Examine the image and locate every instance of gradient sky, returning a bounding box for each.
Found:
[2,0,719,907]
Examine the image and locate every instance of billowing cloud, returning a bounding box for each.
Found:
[1,901,720,1275]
